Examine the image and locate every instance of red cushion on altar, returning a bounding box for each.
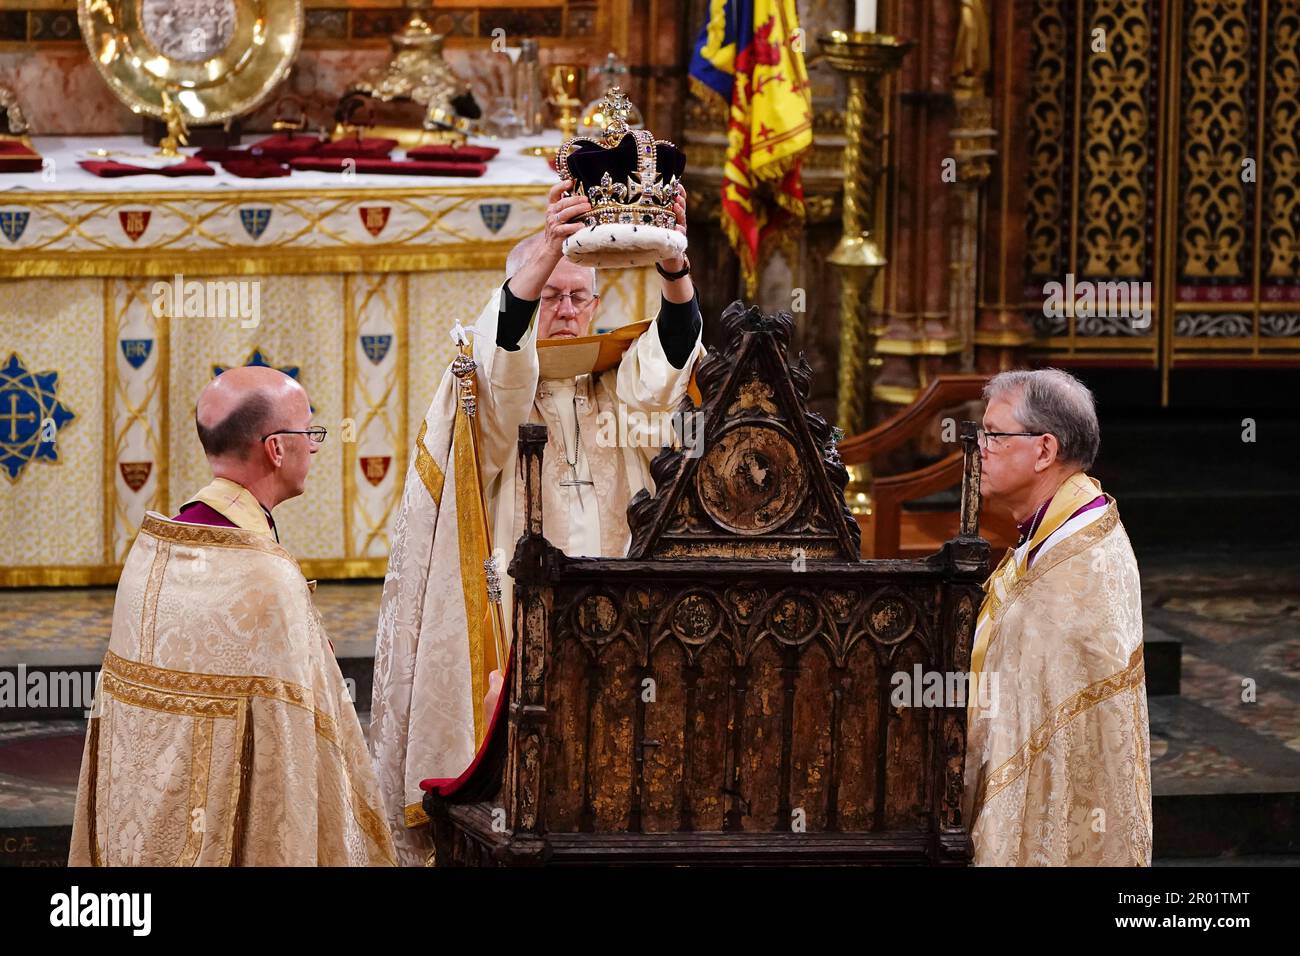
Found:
[246,133,324,161]
[193,147,245,162]
[289,157,487,177]
[220,157,291,178]
[405,144,499,163]
[78,157,215,177]
[418,656,513,799]
[317,137,399,159]
[0,140,42,173]
[193,146,291,178]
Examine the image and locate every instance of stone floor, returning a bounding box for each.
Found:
[1,545,1296,862]
[1140,546,1300,798]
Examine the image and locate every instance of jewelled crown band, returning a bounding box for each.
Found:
[555,87,682,231]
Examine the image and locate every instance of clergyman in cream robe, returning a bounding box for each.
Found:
[963,471,1152,865]
[370,278,703,864]
[69,499,396,866]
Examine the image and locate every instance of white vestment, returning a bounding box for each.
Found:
[477,289,705,618]
[370,285,703,864]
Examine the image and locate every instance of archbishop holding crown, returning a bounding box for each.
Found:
[370,89,705,864]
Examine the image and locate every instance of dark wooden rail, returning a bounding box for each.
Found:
[839,375,1015,558]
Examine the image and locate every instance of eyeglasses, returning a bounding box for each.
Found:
[540,291,597,309]
[262,426,328,444]
[977,428,1045,452]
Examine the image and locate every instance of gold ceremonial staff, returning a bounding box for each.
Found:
[450,346,509,691]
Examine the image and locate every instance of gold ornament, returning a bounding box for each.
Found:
[77,0,303,131]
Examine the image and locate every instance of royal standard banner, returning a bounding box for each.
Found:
[689,0,812,297]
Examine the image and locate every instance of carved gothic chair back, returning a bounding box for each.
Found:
[422,303,990,865]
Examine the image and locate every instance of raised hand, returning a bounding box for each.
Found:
[543,179,592,257]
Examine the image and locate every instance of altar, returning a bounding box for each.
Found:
[0,136,660,585]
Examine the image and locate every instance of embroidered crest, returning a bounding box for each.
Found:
[0,352,76,483]
[359,206,391,238]
[240,207,272,240]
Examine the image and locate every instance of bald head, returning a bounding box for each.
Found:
[196,365,304,461]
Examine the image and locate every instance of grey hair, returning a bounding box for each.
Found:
[505,234,597,294]
[983,368,1100,470]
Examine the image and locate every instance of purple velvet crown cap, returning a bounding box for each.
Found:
[564,134,687,195]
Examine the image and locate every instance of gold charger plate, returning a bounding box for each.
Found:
[78,0,304,124]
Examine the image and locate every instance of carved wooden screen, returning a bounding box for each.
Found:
[1025,0,1300,400]
[428,304,990,866]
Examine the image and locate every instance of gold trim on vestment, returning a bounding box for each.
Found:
[976,475,1109,641]
[138,539,171,666]
[350,785,398,866]
[1131,685,1151,834]
[102,704,114,863]
[976,504,1119,673]
[178,717,214,867]
[973,646,1146,817]
[140,512,301,569]
[415,419,445,506]
[85,716,101,867]
[227,699,253,867]
[101,652,394,865]
[104,649,315,712]
[102,669,242,719]
[314,708,342,748]
[405,801,430,829]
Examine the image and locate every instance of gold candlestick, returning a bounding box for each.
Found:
[548,63,586,141]
[156,90,190,158]
[521,63,586,160]
[818,31,913,440]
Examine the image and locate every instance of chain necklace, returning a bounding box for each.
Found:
[558,391,593,496]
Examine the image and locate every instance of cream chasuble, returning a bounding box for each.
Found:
[370,286,703,864]
[963,472,1152,866]
[69,512,396,866]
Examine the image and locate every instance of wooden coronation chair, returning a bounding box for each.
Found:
[419,303,991,866]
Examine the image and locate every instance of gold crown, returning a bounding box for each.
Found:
[555,87,681,231]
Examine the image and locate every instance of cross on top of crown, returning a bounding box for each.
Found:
[600,86,633,141]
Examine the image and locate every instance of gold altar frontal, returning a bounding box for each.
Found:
[0,151,658,586]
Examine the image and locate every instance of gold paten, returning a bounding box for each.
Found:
[77,0,304,126]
